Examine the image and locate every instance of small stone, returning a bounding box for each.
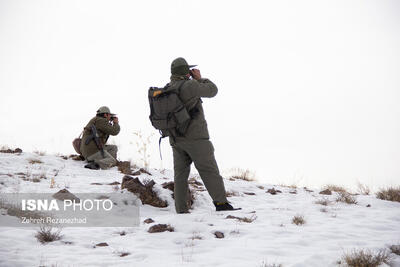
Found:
[108,181,120,185]
[319,189,332,195]
[90,183,103,185]
[244,192,256,195]
[96,242,109,247]
[267,188,282,195]
[214,231,224,239]
[289,191,297,194]
[144,218,155,224]
[52,189,80,202]
[148,224,174,233]
[366,204,371,207]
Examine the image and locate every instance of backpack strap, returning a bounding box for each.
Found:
[157,80,187,160]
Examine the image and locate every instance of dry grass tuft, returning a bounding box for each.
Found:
[28,158,43,164]
[389,244,400,256]
[226,214,257,223]
[35,226,62,244]
[33,150,46,156]
[260,260,283,267]
[292,215,306,225]
[226,190,240,197]
[356,182,370,195]
[323,184,349,194]
[336,192,358,204]
[376,187,400,203]
[339,249,392,267]
[315,198,331,206]
[230,168,256,181]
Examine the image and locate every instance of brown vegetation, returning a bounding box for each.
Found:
[35,226,62,244]
[338,249,392,267]
[226,214,257,223]
[336,192,358,204]
[292,215,306,225]
[389,244,400,256]
[376,187,400,203]
[230,168,256,181]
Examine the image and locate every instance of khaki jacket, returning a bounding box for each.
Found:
[169,75,218,143]
[80,116,120,158]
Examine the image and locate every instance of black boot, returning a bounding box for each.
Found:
[213,201,241,211]
[85,162,100,170]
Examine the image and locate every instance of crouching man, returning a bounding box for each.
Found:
[80,106,120,170]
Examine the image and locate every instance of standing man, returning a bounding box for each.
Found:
[167,57,238,213]
[80,106,120,170]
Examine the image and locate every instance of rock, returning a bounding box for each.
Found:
[131,170,141,176]
[188,178,203,186]
[96,242,108,247]
[144,218,155,224]
[267,188,282,195]
[148,224,174,233]
[319,189,332,195]
[121,175,168,208]
[52,189,80,202]
[162,181,174,191]
[244,192,256,195]
[90,183,103,185]
[289,191,297,194]
[119,252,130,257]
[366,204,371,207]
[139,168,152,175]
[108,181,120,185]
[0,148,22,154]
[69,154,85,161]
[117,161,132,175]
[214,231,224,239]
[161,181,194,209]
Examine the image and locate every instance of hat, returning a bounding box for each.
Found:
[171,57,197,75]
[96,106,116,115]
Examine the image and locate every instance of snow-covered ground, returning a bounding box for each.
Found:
[0,150,399,267]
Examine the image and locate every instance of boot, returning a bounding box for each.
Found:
[85,162,100,170]
[213,201,241,211]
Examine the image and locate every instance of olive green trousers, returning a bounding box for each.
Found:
[172,139,228,213]
[87,145,118,170]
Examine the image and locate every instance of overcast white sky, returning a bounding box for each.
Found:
[1,0,399,189]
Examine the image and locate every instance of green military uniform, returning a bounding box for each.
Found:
[168,58,228,213]
[80,107,120,170]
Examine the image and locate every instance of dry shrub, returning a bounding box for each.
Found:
[315,198,331,206]
[356,182,370,195]
[339,249,392,267]
[292,215,306,225]
[226,190,240,197]
[376,187,400,203]
[35,226,62,244]
[230,168,256,181]
[260,261,283,267]
[389,244,400,255]
[336,192,358,204]
[33,150,46,156]
[323,184,348,194]
[28,159,43,164]
[226,214,257,223]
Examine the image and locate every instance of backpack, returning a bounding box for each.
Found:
[148,81,191,138]
[72,131,83,155]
